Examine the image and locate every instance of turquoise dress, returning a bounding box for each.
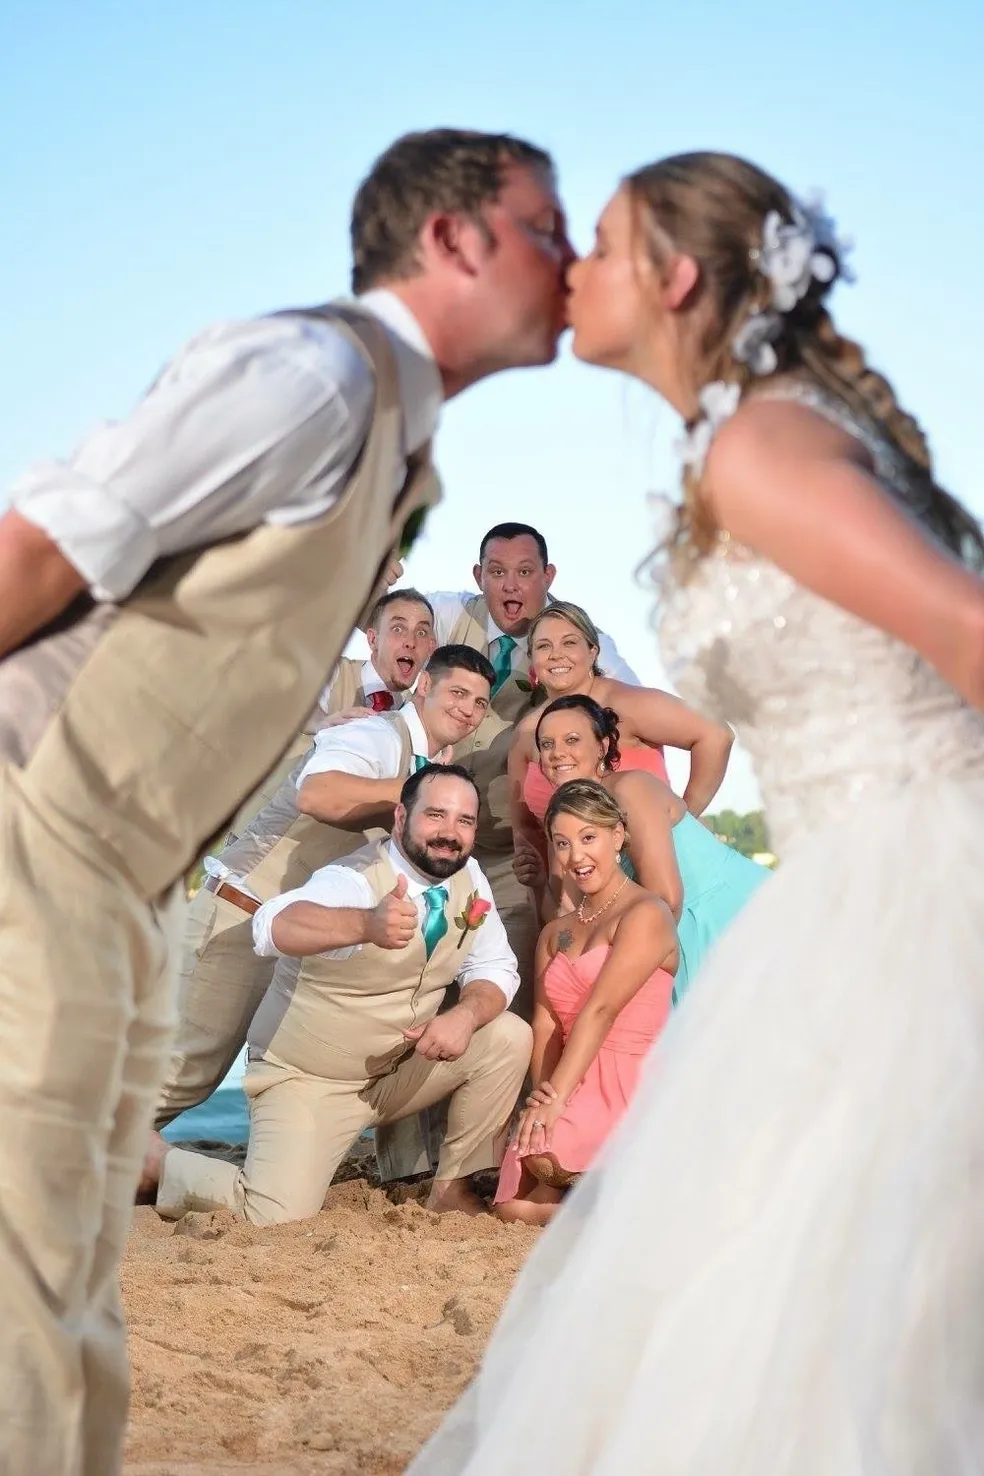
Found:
[621,814,768,1004]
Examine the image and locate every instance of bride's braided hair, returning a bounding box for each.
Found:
[626,152,984,566]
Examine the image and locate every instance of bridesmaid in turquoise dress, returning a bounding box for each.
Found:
[515,694,768,1001]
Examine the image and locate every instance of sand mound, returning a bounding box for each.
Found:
[122,1154,538,1474]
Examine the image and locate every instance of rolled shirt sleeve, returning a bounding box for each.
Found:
[456,859,520,1007]
[294,715,404,785]
[9,315,375,601]
[252,865,375,959]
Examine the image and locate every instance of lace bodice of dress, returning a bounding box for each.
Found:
[658,381,984,857]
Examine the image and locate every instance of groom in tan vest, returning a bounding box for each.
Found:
[146,765,530,1223]
[0,127,573,1476]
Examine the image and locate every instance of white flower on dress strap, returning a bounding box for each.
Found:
[734,192,855,376]
[674,381,741,477]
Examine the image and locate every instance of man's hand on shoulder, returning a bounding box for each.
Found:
[366,874,418,950]
[317,705,374,729]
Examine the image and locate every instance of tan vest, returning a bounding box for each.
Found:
[221,708,417,902]
[447,595,535,853]
[0,306,441,900]
[249,839,479,1079]
[223,656,374,848]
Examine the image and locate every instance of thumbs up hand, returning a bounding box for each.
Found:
[367,872,418,950]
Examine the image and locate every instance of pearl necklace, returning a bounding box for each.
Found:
[576,874,629,925]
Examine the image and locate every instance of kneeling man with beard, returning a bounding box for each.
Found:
[147,764,531,1223]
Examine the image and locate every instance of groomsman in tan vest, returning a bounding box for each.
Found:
[363,523,640,1180]
[152,641,495,1134]
[151,586,435,1128]
[144,765,530,1223]
[427,521,641,1003]
[0,127,574,1476]
[224,586,436,839]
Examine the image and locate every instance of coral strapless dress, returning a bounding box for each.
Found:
[523,744,668,823]
[523,761,767,1002]
[494,945,673,1203]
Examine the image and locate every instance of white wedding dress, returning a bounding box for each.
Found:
[407,385,984,1475]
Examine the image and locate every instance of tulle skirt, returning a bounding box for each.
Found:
[407,779,984,1474]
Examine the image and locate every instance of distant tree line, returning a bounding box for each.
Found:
[704,808,771,859]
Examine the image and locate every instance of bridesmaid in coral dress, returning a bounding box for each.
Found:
[495,780,677,1226]
[507,600,734,823]
[518,694,769,1001]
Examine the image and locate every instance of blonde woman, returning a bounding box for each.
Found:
[495,780,676,1227]
[507,600,734,868]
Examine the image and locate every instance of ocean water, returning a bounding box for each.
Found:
[161,1083,250,1145]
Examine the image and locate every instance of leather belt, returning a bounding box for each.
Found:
[203,874,260,916]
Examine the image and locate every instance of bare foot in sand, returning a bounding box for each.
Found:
[494,1171,563,1227]
[136,1130,170,1201]
[425,1178,488,1216]
[494,1197,559,1227]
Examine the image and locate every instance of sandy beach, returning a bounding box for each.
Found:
[121,1145,538,1475]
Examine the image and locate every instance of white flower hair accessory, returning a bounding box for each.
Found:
[734,192,855,375]
[674,380,741,477]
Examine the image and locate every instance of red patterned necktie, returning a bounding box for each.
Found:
[368,689,395,712]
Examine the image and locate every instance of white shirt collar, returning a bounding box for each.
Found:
[361,657,409,707]
[361,658,386,697]
[397,700,431,758]
[350,289,443,456]
[385,838,453,900]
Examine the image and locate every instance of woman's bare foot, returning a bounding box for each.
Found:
[425,1177,488,1216]
[136,1130,170,1201]
[494,1178,563,1226]
[494,1196,560,1226]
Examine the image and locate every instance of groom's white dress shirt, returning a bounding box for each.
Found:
[9,291,442,601]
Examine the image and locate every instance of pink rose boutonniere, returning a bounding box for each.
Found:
[455,891,492,948]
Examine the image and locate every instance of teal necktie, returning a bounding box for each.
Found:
[490,635,517,695]
[421,886,449,960]
[413,754,429,773]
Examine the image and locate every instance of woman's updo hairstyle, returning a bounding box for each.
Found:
[544,778,628,841]
[627,151,984,567]
[534,694,622,771]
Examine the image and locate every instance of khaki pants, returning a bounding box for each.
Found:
[157,1012,532,1226]
[375,846,538,1182]
[153,887,447,1188]
[154,887,274,1128]
[0,762,183,1476]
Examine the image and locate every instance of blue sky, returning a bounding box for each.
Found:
[2,0,982,810]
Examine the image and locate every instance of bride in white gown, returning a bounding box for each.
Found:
[407,154,984,1474]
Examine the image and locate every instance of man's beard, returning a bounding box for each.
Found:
[402,830,470,881]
